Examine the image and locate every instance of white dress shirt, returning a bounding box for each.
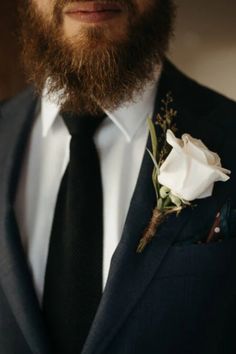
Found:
[14,77,159,304]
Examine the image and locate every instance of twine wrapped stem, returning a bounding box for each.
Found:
[136,206,181,253]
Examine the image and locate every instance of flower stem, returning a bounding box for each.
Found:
[136,206,183,253]
[136,208,164,253]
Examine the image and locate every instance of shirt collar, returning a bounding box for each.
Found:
[41,67,161,141]
[41,89,62,138]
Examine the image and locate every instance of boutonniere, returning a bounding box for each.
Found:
[137,92,231,253]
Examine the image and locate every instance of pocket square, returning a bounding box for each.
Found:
[204,200,236,244]
[173,200,236,246]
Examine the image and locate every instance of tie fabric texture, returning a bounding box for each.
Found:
[43,112,105,354]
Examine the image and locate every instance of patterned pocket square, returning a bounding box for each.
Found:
[173,200,236,247]
[195,200,236,244]
[198,200,236,244]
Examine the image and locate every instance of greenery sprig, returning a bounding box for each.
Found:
[137,92,188,253]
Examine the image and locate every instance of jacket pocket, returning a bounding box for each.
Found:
[156,237,236,278]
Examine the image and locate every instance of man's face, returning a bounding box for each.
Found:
[20,0,175,114]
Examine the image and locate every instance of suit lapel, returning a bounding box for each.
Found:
[0,88,50,354]
[83,61,231,354]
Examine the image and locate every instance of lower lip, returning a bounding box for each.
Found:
[66,10,121,23]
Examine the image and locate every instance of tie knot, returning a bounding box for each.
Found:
[62,112,106,137]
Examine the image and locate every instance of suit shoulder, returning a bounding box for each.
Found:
[190,78,236,137]
[166,60,235,105]
[0,86,37,117]
[182,71,236,118]
[164,60,236,129]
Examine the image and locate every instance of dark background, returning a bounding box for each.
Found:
[0,0,235,101]
[169,0,236,101]
[0,2,26,100]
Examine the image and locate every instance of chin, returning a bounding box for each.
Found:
[63,17,128,43]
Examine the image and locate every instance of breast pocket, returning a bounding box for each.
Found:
[156,237,236,278]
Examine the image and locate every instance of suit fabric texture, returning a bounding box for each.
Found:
[0,61,236,354]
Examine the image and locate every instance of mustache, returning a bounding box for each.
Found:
[55,0,134,11]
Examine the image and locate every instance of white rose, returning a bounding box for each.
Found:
[158,130,231,201]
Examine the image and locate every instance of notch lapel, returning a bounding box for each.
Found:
[83,61,231,354]
[0,88,50,354]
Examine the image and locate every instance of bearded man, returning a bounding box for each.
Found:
[1,0,236,353]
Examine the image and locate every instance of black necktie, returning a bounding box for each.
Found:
[43,112,105,354]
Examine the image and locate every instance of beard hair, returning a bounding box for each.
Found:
[19,0,176,115]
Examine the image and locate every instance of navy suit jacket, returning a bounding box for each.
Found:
[1,61,236,354]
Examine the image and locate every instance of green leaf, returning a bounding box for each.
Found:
[147,149,159,173]
[169,193,182,208]
[152,168,159,200]
[147,117,158,160]
[147,149,160,201]
[163,196,171,208]
[157,198,163,210]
